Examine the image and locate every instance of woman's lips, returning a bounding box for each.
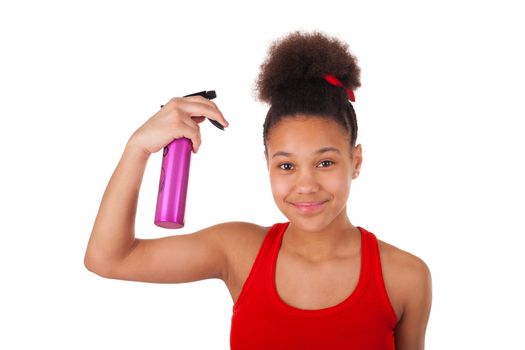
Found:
[290,200,328,214]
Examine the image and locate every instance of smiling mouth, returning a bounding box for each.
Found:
[290,200,328,214]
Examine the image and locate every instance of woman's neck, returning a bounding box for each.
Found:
[282,211,360,262]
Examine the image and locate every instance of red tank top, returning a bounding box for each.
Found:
[230,222,397,349]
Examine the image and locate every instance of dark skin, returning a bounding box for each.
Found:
[85,97,432,350]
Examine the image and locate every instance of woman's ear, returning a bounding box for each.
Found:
[353,144,363,171]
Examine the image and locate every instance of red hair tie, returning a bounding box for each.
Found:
[323,74,355,102]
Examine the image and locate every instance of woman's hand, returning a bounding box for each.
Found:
[128,95,229,155]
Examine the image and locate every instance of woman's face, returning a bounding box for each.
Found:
[265,116,362,232]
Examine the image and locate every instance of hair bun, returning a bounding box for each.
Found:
[255,31,361,104]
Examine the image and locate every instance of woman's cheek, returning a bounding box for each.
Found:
[270,173,290,203]
[327,171,350,200]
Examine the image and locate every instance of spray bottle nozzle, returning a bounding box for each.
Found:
[183,90,216,100]
[204,90,217,100]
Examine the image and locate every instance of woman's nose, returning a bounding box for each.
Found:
[295,170,320,194]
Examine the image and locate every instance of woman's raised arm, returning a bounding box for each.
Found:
[84,96,233,283]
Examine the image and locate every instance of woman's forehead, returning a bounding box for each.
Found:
[267,117,350,152]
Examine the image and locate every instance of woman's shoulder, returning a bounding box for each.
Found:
[211,221,272,252]
[376,238,430,275]
[213,222,273,297]
[376,237,432,320]
[213,221,272,237]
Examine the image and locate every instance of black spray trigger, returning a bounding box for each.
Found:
[207,118,224,130]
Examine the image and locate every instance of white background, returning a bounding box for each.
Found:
[1,0,524,349]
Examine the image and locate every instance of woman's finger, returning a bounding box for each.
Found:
[177,97,229,128]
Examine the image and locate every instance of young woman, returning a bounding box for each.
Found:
[85,31,432,349]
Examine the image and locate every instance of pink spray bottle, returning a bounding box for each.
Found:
[154,90,222,228]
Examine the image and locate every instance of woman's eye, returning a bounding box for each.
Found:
[279,163,294,171]
[318,160,334,168]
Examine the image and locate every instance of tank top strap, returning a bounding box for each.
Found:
[359,226,398,324]
[232,222,286,312]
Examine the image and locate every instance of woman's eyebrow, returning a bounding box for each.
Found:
[271,146,341,159]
